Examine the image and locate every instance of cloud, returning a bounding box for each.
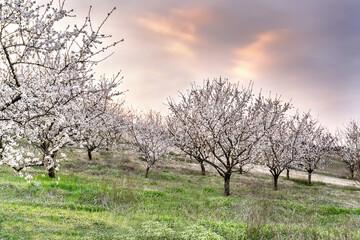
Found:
[137,8,213,58]
[232,29,294,80]
[138,15,196,42]
[138,8,211,40]
[165,42,195,58]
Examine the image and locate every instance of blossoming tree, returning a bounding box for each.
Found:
[128,111,172,178]
[168,78,291,195]
[296,115,334,186]
[0,0,122,177]
[338,120,360,178]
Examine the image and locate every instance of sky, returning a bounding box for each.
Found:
[53,0,360,131]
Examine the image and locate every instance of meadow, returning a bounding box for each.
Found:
[0,147,359,239]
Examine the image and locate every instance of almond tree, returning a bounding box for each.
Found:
[19,73,123,177]
[79,102,127,161]
[128,111,172,178]
[169,79,256,195]
[3,66,85,177]
[297,115,334,186]
[0,0,121,176]
[0,0,120,118]
[73,76,126,161]
[22,88,81,177]
[259,117,292,190]
[259,112,308,190]
[338,120,360,178]
[168,78,291,195]
[285,112,312,179]
[167,93,211,176]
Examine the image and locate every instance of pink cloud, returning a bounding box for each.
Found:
[137,8,211,42]
[232,29,295,79]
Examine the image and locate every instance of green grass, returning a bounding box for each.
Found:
[285,177,326,186]
[0,148,359,239]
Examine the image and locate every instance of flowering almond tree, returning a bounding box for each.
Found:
[0,0,121,177]
[167,92,211,176]
[283,112,313,179]
[23,97,79,177]
[72,76,126,160]
[78,102,127,161]
[259,111,305,191]
[0,0,120,117]
[128,111,172,178]
[168,78,291,196]
[338,120,360,178]
[297,115,334,186]
[20,73,125,177]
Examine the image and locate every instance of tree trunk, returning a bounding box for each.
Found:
[145,166,150,178]
[308,171,312,186]
[48,166,56,178]
[0,137,3,159]
[48,152,57,178]
[87,149,93,161]
[239,166,243,174]
[350,168,354,179]
[286,169,290,179]
[273,174,279,191]
[224,173,231,196]
[200,161,206,176]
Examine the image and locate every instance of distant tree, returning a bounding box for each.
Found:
[128,111,172,178]
[167,92,211,176]
[259,112,306,190]
[168,78,290,195]
[296,115,334,186]
[338,120,360,178]
[284,113,310,179]
[73,76,126,161]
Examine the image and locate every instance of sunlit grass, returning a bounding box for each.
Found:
[0,148,359,239]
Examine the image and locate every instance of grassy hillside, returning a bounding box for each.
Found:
[0,148,359,239]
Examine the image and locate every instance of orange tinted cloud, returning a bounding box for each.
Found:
[138,16,197,42]
[138,8,211,42]
[137,8,212,58]
[233,29,294,79]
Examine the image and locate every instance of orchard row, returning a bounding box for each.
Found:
[0,1,358,196]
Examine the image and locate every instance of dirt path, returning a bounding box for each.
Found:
[249,165,359,188]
